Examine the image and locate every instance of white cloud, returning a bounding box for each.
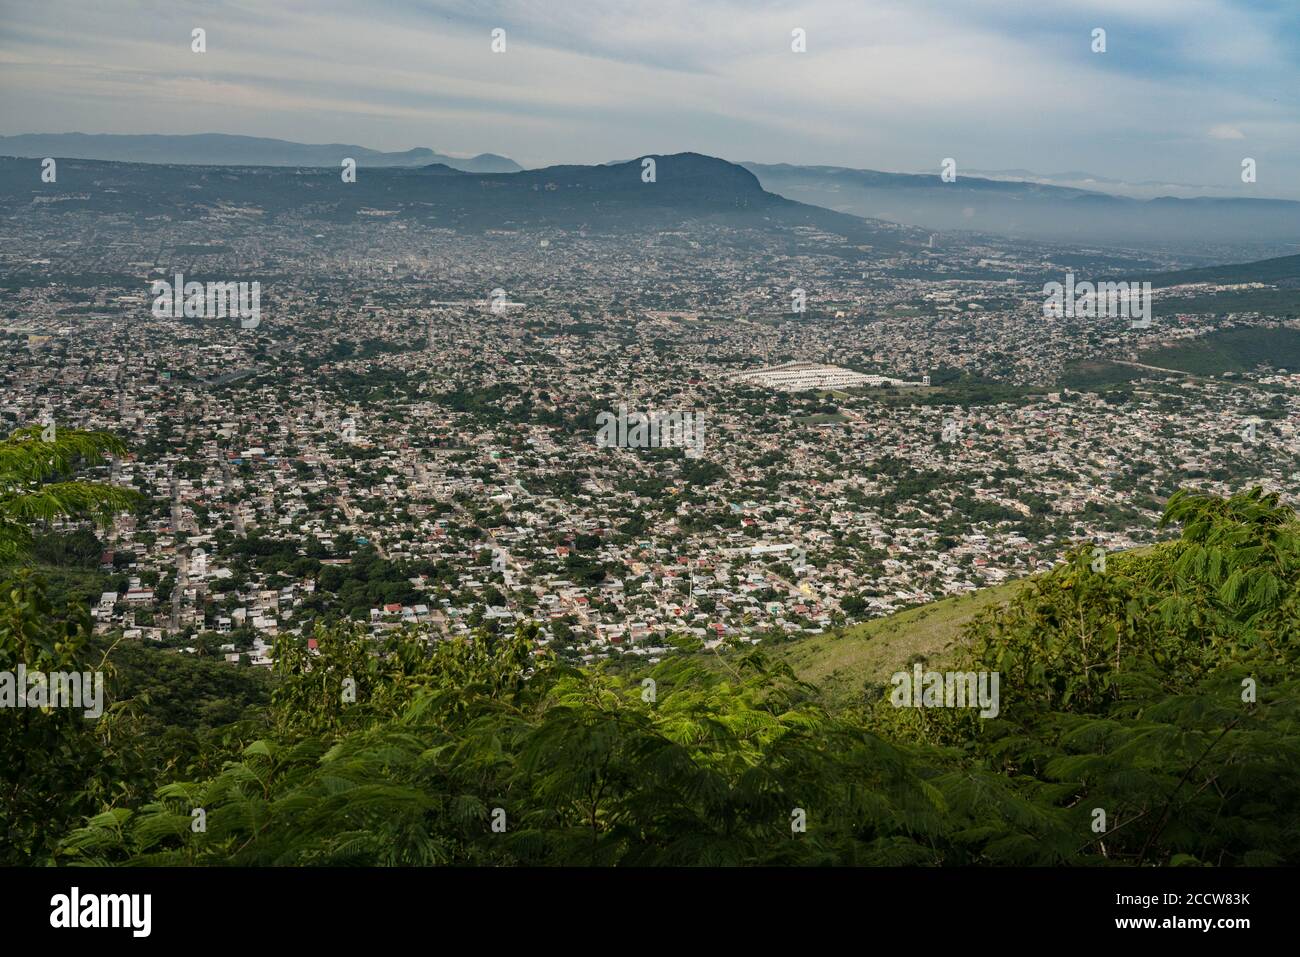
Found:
[0,0,1295,194]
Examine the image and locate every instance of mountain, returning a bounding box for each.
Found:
[962,167,1261,201]
[743,162,1300,248]
[1139,252,1300,288]
[0,132,522,173]
[0,151,919,251]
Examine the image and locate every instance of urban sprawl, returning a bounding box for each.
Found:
[4,205,1298,668]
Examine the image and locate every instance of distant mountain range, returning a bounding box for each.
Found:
[7,135,1296,252]
[0,152,918,253]
[0,133,522,173]
[962,168,1264,201]
[743,162,1300,249]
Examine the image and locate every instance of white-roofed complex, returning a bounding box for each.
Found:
[729,362,927,392]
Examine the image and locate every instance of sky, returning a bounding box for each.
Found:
[2,0,1298,197]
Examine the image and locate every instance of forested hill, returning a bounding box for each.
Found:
[1141,252,1300,288]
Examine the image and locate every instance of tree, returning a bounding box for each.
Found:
[0,425,140,563]
[14,488,1300,869]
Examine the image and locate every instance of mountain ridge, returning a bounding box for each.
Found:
[0,132,522,173]
[743,161,1300,248]
[1138,252,1300,288]
[0,151,920,252]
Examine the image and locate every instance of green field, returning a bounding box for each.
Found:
[1056,359,1149,391]
[796,411,849,425]
[863,379,1044,408]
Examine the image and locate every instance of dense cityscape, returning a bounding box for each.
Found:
[4,197,1297,666]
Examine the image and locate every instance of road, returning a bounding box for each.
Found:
[221,456,246,536]
[1112,359,1193,377]
[170,473,185,632]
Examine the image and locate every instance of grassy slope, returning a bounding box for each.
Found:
[776,579,1025,707]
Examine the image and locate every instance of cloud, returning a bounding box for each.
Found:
[0,0,1296,195]
[1209,124,1246,139]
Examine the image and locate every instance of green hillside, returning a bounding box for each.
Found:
[1139,325,1300,375]
[1160,288,1300,315]
[775,580,1025,706]
[1142,252,1300,288]
[8,490,1300,868]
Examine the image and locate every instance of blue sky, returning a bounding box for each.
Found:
[1,0,1297,196]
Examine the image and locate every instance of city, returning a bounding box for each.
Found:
[1,0,1298,922]
[4,192,1296,666]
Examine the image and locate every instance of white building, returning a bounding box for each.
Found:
[729,362,925,392]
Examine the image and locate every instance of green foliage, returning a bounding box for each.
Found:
[0,572,127,864]
[60,641,984,866]
[4,487,1298,867]
[949,486,1300,864]
[0,425,140,563]
[32,528,104,568]
[966,487,1299,717]
[100,638,272,732]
